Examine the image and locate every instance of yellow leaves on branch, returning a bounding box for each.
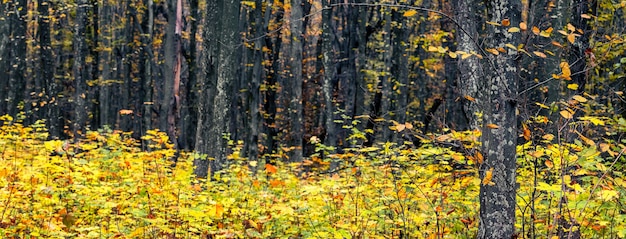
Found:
[553,61,572,80]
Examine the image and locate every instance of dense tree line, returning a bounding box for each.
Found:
[1,0,624,237]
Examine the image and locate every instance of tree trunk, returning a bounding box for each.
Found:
[477,0,521,237]
[1,0,27,117]
[286,0,304,162]
[73,0,90,138]
[194,0,240,177]
[322,0,337,158]
[455,0,483,130]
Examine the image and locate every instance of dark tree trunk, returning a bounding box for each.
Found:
[1,0,27,117]
[38,0,60,137]
[194,0,240,177]
[455,0,484,130]
[194,0,220,178]
[477,0,521,237]
[286,0,304,162]
[321,0,338,157]
[73,0,90,138]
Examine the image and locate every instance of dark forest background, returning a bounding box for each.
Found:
[0,0,624,178]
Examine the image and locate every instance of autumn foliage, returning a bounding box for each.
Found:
[0,109,625,238]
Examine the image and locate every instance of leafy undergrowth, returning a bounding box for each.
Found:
[0,114,625,238]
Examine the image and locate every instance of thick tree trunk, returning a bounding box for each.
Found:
[194,0,240,177]
[73,0,90,138]
[194,0,219,178]
[477,0,521,238]
[455,0,484,130]
[287,0,304,162]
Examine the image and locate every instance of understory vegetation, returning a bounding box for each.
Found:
[1,97,626,238]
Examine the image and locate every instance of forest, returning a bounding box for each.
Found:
[1,0,625,237]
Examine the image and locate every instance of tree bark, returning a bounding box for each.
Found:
[477,0,521,237]
[455,0,484,130]
[286,0,304,162]
[194,0,240,177]
[322,0,337,157]
[72,0,90,138]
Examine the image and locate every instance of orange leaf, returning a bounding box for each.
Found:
[545,160,554,168]
[216,204,224,217]
[464,95,476,102]
[395,123,405,132]
[486,48,500,55]
[265,163,277,174]
[269,179,284,187]
[482,168,495,186]
[486,123,499,129]
[501,18,510,26]
[567,34,576,44]
[533,51,547,58]
[405,122,414,130]
[519,22,527,30]
[532,26,540,35]
[522,124,531,141]
[476,151,484,164]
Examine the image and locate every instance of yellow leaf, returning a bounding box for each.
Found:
[567,23,576,32]
[486,123,499,129]
[560,62,571,80]
[598,189,619,201]
[567,84,579,90]
[505,43,517,50]
[519,22,527,30]
[542,133,554,141]
[437,46,447,53]
[533,51,547,58]
[448,51,458,58]
[572,95,587,102]
[486,21,501,26]
[403,9,418,17]
[535,102,549,109]
[482,168,495,186]
[428,46,438,52]
[560,110,573,119]
[508,27,520,33]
